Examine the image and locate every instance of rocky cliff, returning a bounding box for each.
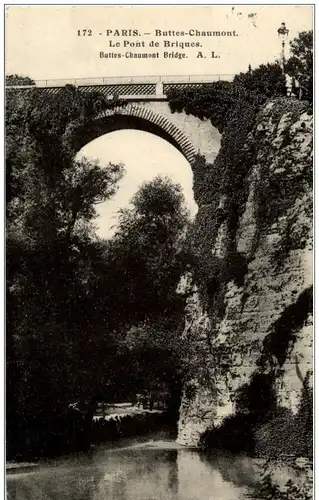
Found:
[177,97,313,454]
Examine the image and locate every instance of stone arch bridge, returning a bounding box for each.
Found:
[7,75,230,164]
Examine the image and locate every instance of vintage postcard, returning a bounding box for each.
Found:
[5,4,313,500]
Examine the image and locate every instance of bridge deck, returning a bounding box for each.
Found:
[6,74,235,88]
[5,74,236,99]
[5,73,294,99]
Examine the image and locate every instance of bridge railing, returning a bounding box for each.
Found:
[161,74,235,84]
[6,74,235,89]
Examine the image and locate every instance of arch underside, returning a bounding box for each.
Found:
[73,104,197,164]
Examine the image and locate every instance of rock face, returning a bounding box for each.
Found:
[177,98,313,449]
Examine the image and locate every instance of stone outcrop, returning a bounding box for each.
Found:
[177,98,313,448]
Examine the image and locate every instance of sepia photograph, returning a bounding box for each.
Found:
[4,4,314,499]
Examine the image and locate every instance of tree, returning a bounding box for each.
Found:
[101,177,190,408]
[233,62,286,98]
[6,74,35,86]
[106,175,190,328]
[106,175,191,409]
[6,80,125,459]
[6,80,190,459]
[115,318,184,410]
[285,31,313,102]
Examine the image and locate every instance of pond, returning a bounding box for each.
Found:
[7,432,259,500]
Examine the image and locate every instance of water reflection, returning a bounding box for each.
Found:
[7,436,258,500]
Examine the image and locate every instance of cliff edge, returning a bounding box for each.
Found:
[177,97,313,456]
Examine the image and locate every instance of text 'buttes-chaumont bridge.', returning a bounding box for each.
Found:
[7,74,234,165]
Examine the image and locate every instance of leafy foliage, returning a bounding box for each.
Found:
[6,84,127,458]
[168,74,261,316]
[168,81,237,133]
[255,467,312,500]
[167,58,311,324]
[106,175,190,327]
[91,177,190,420]
[233,63,286,97]
[285,31,313,103]
[6,74,35,86]
[167,62,284,134]
[6,81,189,458]
[200,373,277,454]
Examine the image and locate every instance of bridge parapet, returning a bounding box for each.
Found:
[5,74,295,99]
[6,75,233,101]
[6,73,235,89]
[5,74,235,100]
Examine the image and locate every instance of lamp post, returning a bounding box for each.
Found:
[277,22,289,69]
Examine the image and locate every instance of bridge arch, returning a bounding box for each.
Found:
[72,104,197,164]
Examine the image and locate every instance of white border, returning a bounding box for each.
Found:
[1,4,316,500]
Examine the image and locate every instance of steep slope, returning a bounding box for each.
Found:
[177,98,313,454]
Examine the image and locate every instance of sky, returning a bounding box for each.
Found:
[5,5,313,238]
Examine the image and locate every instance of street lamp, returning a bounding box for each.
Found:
[277,22,289,68]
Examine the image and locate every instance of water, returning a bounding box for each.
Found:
[7,432,259,500]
